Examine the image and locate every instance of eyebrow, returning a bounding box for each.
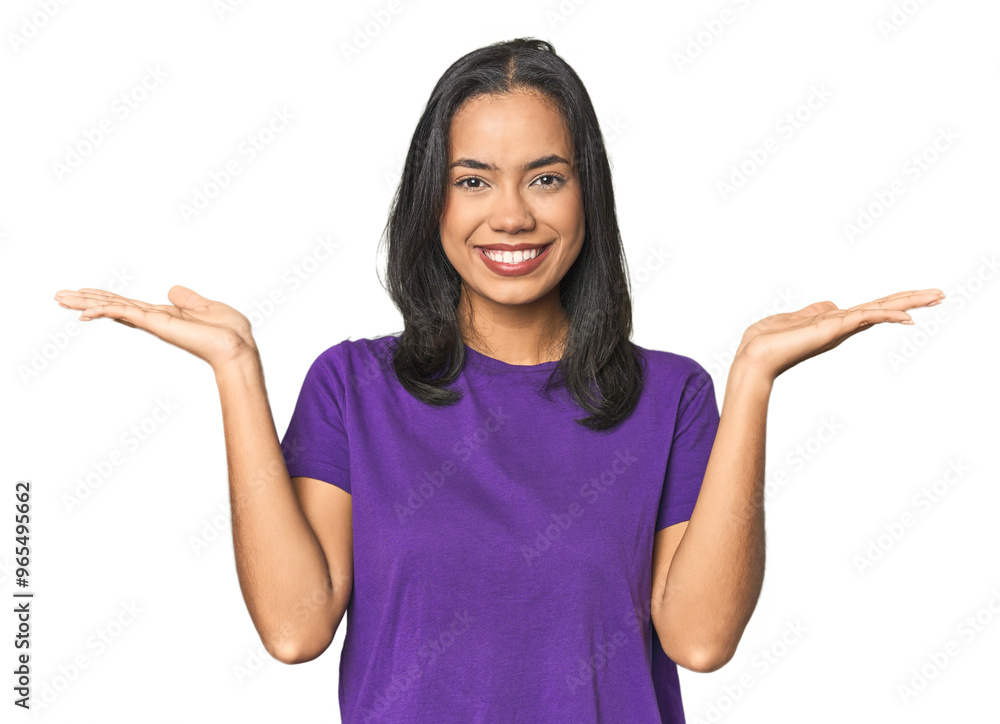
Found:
[448,154,571,172]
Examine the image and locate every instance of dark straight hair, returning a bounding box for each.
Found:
[376,37,645,432]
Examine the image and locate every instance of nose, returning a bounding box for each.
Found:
[488,184,535,234]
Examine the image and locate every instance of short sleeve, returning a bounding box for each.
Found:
[656,368,720,531]
[280,344,351,494]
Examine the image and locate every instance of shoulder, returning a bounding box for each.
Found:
[632,342,713,393]
[305,334,397,367]
[303,334,399,389]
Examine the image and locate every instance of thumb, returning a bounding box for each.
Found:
[167,284,212,309]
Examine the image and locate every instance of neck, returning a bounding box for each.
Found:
[457,285,569,366]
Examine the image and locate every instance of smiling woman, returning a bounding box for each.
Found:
[381,38,642,420]
[311,37,719,722]
[53,34,943,724]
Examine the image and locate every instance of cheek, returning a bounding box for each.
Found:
[551,193,585,239]
[440,198,476,242]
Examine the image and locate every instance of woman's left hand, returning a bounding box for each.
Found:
[734,288,945,381]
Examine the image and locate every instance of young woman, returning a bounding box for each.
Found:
[53,38,943,724]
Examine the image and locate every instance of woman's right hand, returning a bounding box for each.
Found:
[53,285,258,373]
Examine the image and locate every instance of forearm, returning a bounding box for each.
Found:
[655,360,772,670]
[214,355,339,659]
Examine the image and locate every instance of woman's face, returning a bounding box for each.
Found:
[439,90,585,312]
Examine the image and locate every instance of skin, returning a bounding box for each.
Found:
[651,289,945,672]
[51,286,352,664]
[440,89,586,365]
[50,91,946,675]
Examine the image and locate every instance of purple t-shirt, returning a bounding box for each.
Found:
[280,335,720,723]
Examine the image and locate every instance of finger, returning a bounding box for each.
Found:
[56,289,137,308]
[55,290,134,311]
[56,290,180,317]
[167,285,213,310]
[55,288,116,303]
[828,306,914,328]
[846,288,944,313]
[76,287,156,308]
[77,302,174,337]
[845,291,919,312]
[796,300,838,316]
[838,306,915,343]
[804,307,913,354]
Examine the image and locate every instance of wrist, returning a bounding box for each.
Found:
[727,355,774,395]
[214,346,263,385]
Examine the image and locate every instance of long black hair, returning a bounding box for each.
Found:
[376,37,645,433]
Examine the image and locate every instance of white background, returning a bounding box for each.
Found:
[2,1,998,722]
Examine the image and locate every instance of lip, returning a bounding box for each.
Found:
[475,242,551,252]
[476,243,552,277]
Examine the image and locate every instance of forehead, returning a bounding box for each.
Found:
[448,91,572,159]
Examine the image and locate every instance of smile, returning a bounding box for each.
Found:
[475,244,553,277]
[481,246,546,263]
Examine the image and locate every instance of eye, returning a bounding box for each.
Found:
[532,173,567,189]
[454,176,488,191]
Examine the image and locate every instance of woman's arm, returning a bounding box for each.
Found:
[54,285,352,664]
[215,355,352,664]
[651,360,770,673]
[651,288,943,671]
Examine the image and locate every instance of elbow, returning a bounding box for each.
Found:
[264,628,335,665]
[653,616,736,673]
[676,643,735,673]
[265,590,349,664]
[266,642,318,665]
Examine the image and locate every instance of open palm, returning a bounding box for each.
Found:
[53,285,257,371]
[735,288,945,380]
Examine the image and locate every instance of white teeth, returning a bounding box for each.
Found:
[483,247,543,263]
